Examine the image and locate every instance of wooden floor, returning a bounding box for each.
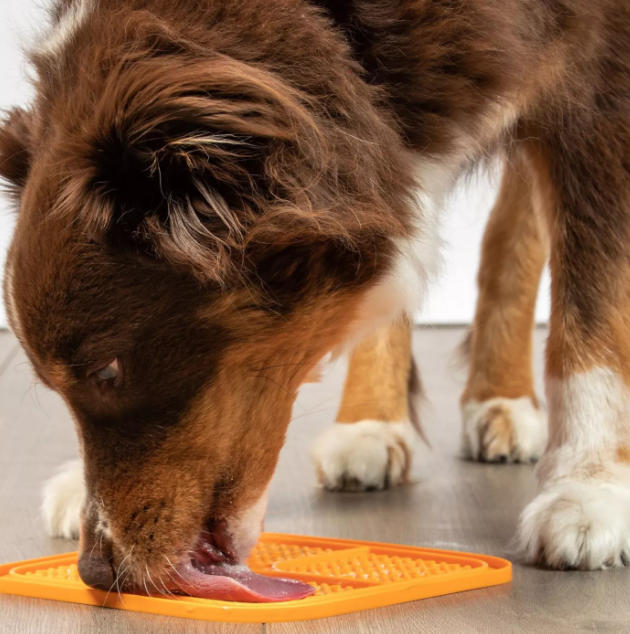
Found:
[1,327,629,633]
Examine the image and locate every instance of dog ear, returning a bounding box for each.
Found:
[74,57,330,282]
[0,108,33,201]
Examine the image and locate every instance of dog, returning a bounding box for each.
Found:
[2,0,630,599]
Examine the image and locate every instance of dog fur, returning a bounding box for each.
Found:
[2,0,630,592]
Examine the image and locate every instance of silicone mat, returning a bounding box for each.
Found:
[0,533,512,623]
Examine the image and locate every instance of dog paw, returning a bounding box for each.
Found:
[518,481,630,570]
[311,420,416,492]
[461,397,547,463]
[42,459,85,540]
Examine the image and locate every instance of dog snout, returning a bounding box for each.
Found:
[78,552,115,591]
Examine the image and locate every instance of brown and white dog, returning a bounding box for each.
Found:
[2,0,630,599]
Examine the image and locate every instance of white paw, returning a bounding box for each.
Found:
[42,459,85,540]
[461,397,547,463]
[312,420,417,492]
[519,481,630,570]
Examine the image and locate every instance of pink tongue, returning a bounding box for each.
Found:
[173,561,315,603]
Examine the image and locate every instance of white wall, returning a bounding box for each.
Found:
[421,170,551,324]
[0,0,550,329]
[0,0,45,329]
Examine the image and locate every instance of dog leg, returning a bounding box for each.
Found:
[517,113,630,569]
[312,317,420,491]
[462,151,549,463]
[42,459,85,540]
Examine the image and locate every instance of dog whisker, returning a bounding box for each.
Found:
[158,574,176,598]
[251,374,303,411]
[102,547,134,607]
[164,555,187,585]
[249,362,312,372]
[290,399,386,423]
[142,570,152,599]
[145,564,158,596]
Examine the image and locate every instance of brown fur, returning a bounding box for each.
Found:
[336,318,413,425]
[462,149,548,407]
[2,0,630,587]
[617,445,630,465]
[477,405,516,460]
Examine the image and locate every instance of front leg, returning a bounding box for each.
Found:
[518,115,630,570]
[461,150,548,463]
[520,369,630,569]
[312,318,421,491]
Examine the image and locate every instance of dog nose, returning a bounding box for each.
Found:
[78,553,115,591]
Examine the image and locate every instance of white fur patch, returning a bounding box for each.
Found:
[519,481,630,569]
[39,0,92,58]
[518,368,630,569]
[312,420,418,491]
[335,156,456,354]
[538,368,628,481]
[2,258,22,340]
[227,488,269,562]
[461,397,548,463]
[42,459,85,540]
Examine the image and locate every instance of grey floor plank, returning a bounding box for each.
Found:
[266,327,630,633]
[0,331,18,377]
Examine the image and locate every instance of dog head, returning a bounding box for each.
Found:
[0,6,415,600]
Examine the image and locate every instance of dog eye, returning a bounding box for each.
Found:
[94,359,120,383]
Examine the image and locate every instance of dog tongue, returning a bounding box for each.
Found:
[174,561,315,603]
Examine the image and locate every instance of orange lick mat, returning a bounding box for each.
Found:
[0,533,512,623]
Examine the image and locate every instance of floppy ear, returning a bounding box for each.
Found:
[0,108,33,201]
[72,57,329,282]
